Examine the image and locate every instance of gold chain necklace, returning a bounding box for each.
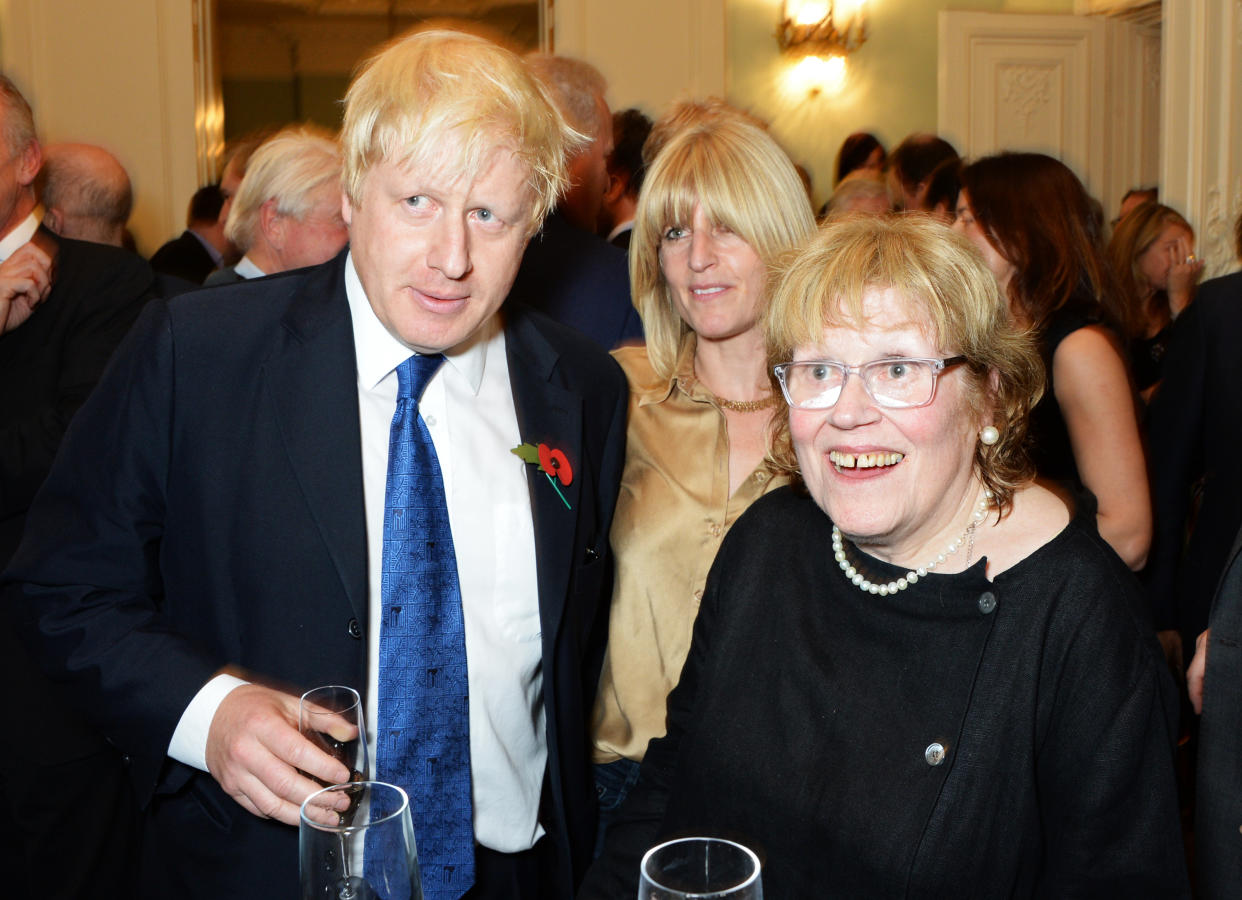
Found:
[712,393,780,412]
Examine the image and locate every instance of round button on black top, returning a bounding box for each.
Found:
[347,617,362,639]
[978,592,997,615]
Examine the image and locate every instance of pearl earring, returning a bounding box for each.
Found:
[980,425,1000,446]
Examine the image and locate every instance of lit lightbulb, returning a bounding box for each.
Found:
[790,1,831,27]
[791,54,848,96]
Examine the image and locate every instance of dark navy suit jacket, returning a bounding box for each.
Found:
[1145,271,1242,647]
[508,211,643,351]
[4,249,627,899]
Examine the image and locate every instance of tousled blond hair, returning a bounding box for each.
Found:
[633,105,816,379]
[341,28,584,234]
[765,214,1044,514]
[225,125,341,251]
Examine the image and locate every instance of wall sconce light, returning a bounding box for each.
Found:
[777,0,869,59]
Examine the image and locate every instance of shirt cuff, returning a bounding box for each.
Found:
[167,673,250,772]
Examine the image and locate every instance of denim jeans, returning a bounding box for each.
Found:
[592,757,642,859]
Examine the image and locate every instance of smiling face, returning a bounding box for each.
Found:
[344,140,535,353]
[790,286,984,563]
[1137,222,1192,294]
[658,202,767,344]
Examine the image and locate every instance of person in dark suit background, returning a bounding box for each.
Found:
[0,73,154,900]
[599,108,652,252]
[4,28,625,900]
[508,55,643,351]
[148,183,229,283]
[1187,522,1242,899]
[1145,266,1242,665]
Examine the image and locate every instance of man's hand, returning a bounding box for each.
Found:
[1187,629,1209,715]
[205,683,352,826]
[0,242,53,334]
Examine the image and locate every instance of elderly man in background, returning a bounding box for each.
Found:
[4,28,626,900]
[507,54,642,350]
[37,142,132,247]
[205,125,347,284]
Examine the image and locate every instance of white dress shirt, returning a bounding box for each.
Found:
[233,255,265,279]
[0,210,41,261]
[170,252,545,852]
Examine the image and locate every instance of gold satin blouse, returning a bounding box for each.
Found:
[591,337,789,763]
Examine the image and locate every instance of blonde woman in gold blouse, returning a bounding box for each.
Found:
[590,104,816,848]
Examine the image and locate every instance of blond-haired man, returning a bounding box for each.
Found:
[205,125,347,283]
[6,29,626,900]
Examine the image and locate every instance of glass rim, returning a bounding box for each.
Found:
[300,684,362,710]
[640,836,762,896]
[299,780,409,835]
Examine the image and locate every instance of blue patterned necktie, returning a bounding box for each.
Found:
[372,353,474,900]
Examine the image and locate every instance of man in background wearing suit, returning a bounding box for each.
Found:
[0,74,154,899]
[204,125,347,285]
[508,55,642,350]
[599,108,652,252]
[5,28,625,900]
[148,183,229,283]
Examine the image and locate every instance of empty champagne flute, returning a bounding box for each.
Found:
[639,837,763,899]
[300,781,422,900]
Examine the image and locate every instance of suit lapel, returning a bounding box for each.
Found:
[505,310,583,649]
[265,255,369,626]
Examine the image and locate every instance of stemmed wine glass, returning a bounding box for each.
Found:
[638,837,763,899]
[300,781,422,900]
[299,685,369,793]
[300,685,370,894]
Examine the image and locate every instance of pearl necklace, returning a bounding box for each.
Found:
[831,490,994,596]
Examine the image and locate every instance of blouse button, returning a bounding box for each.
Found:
[924,742,947,766]
[977,591,997,615]
[755,471,769,483]
[708,523,722,537]
[693,588,703,604]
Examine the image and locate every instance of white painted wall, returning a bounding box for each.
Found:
[0,0,213,256]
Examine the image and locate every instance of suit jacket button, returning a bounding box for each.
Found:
[347,617,362,639]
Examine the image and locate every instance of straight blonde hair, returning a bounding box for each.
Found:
[633,106,816,379]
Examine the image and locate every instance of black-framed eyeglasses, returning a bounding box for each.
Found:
[773,356,967,410]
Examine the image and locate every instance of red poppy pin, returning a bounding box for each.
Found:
[511,442,573,509]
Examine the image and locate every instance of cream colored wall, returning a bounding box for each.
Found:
[554,0,726,115]
[0,0,208,256]
[725,0,1074,209]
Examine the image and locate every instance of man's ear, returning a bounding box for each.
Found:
[17,140,41,188]
[603,171,627,205]
[259,198,284,250]
[43,206,63,235]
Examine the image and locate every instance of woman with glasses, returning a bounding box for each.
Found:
[588,105,815,850]
[582,216,1187,898]
[952,152,1150,570]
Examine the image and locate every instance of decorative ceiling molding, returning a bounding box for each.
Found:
[1075,0,1161,29]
